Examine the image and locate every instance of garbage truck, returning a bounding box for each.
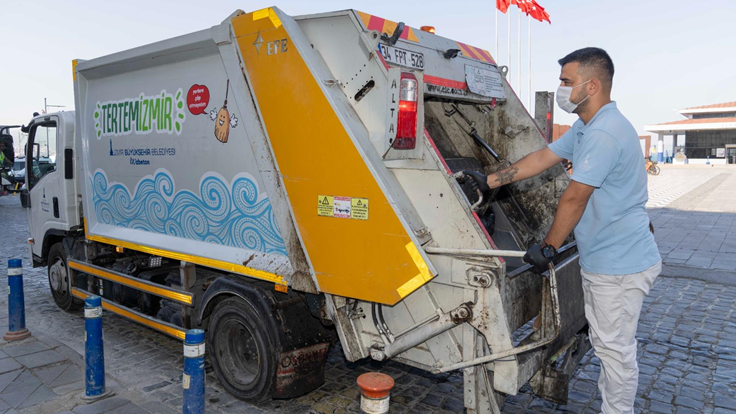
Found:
[23,7,589,412]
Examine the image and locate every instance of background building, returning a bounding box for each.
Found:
[646,101,736,164]
[552,124,571,142]
[639,135,652,158]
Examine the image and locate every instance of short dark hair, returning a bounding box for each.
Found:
[558,47,614,89]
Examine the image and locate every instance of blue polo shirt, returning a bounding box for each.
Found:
[549,102,660,275]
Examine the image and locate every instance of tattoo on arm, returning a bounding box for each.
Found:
[495,166,519,185]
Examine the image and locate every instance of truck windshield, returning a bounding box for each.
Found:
[13,160,25,170]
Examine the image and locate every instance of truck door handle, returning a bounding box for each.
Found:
[53,197,60,218]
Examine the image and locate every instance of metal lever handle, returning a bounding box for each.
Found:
[433,262,561,373]
[452,171,484,211]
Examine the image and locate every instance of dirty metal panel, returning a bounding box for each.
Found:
[231,8,435,305]
[541,254,586,359]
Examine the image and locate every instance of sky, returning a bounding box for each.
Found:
[2,0,735,152]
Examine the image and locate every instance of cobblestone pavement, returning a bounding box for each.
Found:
[648,165,736,272]
[644,165,733,210]
[1,166,736,413]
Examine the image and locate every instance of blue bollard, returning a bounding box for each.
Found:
[183,329,205,414]
[82,295,112,402]
[4,259,31,341]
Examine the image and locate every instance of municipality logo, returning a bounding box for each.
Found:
[253,32,264,55]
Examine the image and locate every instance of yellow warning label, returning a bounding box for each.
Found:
[318,195,369,220]
[351,198,369,220]
[318,195,334,217]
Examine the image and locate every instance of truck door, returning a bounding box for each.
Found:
[26,115,76,259]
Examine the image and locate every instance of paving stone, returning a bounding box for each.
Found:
[16,384,57,408]
[51,380,85,396]
[648,390,674,404]
[50,364,83,388]
[649,400,674,413]
[683,378,708,391]
[0,383,40,408]
[142,380,171,392]
[677,408,703,414]
[679,386,705,401]
[675,395,705,410]
[2,341,50,357]
[14,350,65,369]
[661,367,684,378]
[715,394,736,409]
[2,370,41,393]
[33,362,70,386]
[419,393,443,407]
[645,344,671,355]
[106,402,151,414]
[0,369,22,394]
[439,397,464,412]
[72,396,131,414]
[0,358,22,375]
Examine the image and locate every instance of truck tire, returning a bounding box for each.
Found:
[47,243,81,311]
[208,297,277,401]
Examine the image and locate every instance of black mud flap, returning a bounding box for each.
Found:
[530,331,592,405]
[275,342,331,398]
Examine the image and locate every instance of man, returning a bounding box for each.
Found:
[465,47,660,414]
[0,142,10,195]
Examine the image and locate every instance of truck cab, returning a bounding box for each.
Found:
[23,111,80,265]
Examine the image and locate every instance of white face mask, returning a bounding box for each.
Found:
[556,80,590,114]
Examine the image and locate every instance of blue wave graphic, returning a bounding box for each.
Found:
[91,170,287,256]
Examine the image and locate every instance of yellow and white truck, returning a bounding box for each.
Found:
[23,7,588,411]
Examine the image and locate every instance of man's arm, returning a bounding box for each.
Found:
[486,147,564,189]
[543,180,595,249]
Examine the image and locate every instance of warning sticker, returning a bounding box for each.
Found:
[318,195,369,220]
[318,195,334,217]
[351,198,369,220]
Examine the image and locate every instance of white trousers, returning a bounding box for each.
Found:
[581,261,661,414]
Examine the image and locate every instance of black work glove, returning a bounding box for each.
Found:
[462,170,491,195]
[523,243,556,275]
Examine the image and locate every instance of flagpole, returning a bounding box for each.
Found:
[517,7,521,96]
[495,8,498,62]
[507,11,511,84]
[528,14,532,109]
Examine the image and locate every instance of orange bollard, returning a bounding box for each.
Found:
[357,372,394,414]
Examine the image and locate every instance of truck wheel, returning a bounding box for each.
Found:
[208,297,276,401]
[48,243,81,311]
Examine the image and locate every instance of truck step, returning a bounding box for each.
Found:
[71,287,187,340]
[68,259,193,306]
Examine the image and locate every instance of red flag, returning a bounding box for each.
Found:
[512,0,532,14]
[496,0,510,13]
[528,0,551,23]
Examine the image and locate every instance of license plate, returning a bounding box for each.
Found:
[378,44,424,70]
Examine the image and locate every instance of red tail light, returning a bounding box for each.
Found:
[395,72,418,150]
